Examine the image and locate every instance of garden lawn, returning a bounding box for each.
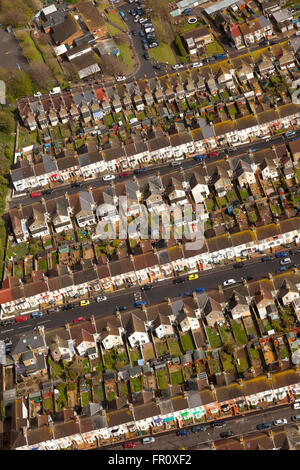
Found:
[231,321,248,345]
[249,347,260,361]
[205,327,222,349]
[170,370,184,385]
[43,396,53,411]
[156,369,168,390]
[116,40,135,73]
[180,333,195,352]
[129,349,142,364]
[149,43,176,65]
[130,376,143,392]
[82,358,91,375]
[220,352,235,371]
[81,391,90,408]
[167,338,182,357]
[237,356,249,373]
[206,40,224,56]
[156,341,169,357]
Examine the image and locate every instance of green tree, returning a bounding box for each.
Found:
[0,110,15,134]
[9,71,33,100]
[223,341,235,355]
[175,35,187,58]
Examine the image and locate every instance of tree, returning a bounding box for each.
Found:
[223,341,235,355]
[175,35,187,58]
[8,71,33,100]
[0,110,14,134]
[100,54,127,77]
[0,10,28,27]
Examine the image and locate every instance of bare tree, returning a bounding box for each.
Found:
[28,62,54,90]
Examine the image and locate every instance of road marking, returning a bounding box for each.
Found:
[38,320,51,324]
[1,329,13,333]
[18,325,31,329]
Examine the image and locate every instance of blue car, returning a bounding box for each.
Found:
[141,38,147,44]
[275,266,287,274]
[192,287,206,293]
[177,429,190,436]
[139,30,145,36]
[135,300,146,307]
[194,154,206,161]
[250,148,257,152]
[133,168,146,174]
[275,251,287,258]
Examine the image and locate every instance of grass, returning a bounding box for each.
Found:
[37,259,47,271]
[82,358,91,375]
[205,198,216,212]
[156,369,168,390]
[81,391,90,408]
[231,321,248,345]
[116,40,135,74]
[106,22,120,36]
[205,327,222,349]
[148,43,176,65]
[156,341,169,357]
[180,333,194,352]
[207,358,221,375]
[219,324,234,344]
[239,188,250,202]
[217,196,227,209]
[107,12,127,31]
[206,40,225,56]
[130,376,143,392]
[249,347,260,361]
[181,20,204,32]
[220,352,235,371]
[167,338,182,357]
[144,346,155,361]
[129,349,142,365]
[236,357,249,373]
[226,190,238,203]
[170,370,184,385]
[15,31,44,63]
[43,396,53,411]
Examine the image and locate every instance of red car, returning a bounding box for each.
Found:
[123,442,136,449]
[15,316,28,323]
[208,151,219,158]
[73,317,85,323]
[119,172,129,178]
[31,192,41,198]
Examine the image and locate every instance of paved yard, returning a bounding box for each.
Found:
[0,28,28,71]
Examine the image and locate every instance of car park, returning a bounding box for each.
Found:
[102,174,115,181]
[80,300,90,306]
[223,279,236,286]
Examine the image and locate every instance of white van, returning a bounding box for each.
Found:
[280,257,291,265]
[293,402,300,410]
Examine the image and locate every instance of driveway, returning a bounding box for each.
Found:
[0,28,28,71]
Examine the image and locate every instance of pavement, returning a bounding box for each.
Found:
[9,131,299,209]
[1,251,300,343]
[101,402,299,450]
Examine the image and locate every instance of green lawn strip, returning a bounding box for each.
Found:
[37,259,47,271]
[43,396,53,411]
[170,369,184,385]
[239,188,249,202]
[207,358,221,375]
[205,198,215,212]
[103,352,116,370]
[148,43,176,65]
[143,347,155,361]
[206,40,224,56]
[180,333,195,352]
[15,31,44,63]
[205,327,222,349]
[81,391,90,408]
[231,320,248,345]
[118,382,130,397]
[107,12,127,30]
[226,190,238,203]
[82,358,91,375]
[278,346,289,359]
[167,338,182,357]
[218,324,234,344]
[156,341,169,357]
[236,356,250,373]
[217,196,227,208]
[156,369,168,390]
[129,349,142,364]
[55,382,67,408]
[107,391,115,401]
[249,347,260,361]
[220,352,235,371]
[106,22,120,36]
[130,376,143,392]
[116,40,135,73]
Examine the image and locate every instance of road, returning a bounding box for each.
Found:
[100,402,299,450]
[10,131,299,209]
[1,252,300,343]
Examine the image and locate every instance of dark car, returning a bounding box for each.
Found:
[262,255,274,262]
[275,266,287,274]
[71,182,82,188]
[144,52,150,60]
[1,319,14,327]
[256,423,272,430]
[177,429,190,436]
[173,277,185,284]
[62,303,75,310]
[42,189,52,195]
[234,262,244,269]
[191,425,206,433]
[153,64,161,69]
[116,306,127,311]
[141,284,153,291]
[211,420,226,428]
[133,168,146,175]
[132,30,137,36]
[220,431,234,438]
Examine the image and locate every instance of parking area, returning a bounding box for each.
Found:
[0,28,28,71]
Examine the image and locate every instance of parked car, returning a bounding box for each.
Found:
[234,262,244,269]
[34,92,42,97]
[116,306,127,311]
[291,414,300,420]
[31,311,43,319]
[135,300,147,307]
[15,316,28,323]
[124,441,136,449]
[80,300,90,306]
[62,304,75,310]
[208,151,219,158]
[1,319,14,326]
[223,279,236,286]
[256,423,272,430]
[220,430,234,438]
[170,161,181,167]
[188,274,198,280]
[148,41,158,48]
[134,168,146,174]
[262,255,274,262]
[273,419,287,426]
[275,251,288,258]
[293,403,300,410]
[96,296,107,302]
[119,172,129,177]
[71,182,82,188]
[143,43,149,50]
[48,307,60,313]
[191,425,206,433]
[141,284,152,291]
[139,30,145,36]
[173,277,185,284]
[192,287,206,293]
[142,437,155,444]
[177,429,190,436]
[103,174,115,181]
[73,317,85,323]
[275,266,287,274]
[141,38,147,44]
[280,257,291,265]
[132,30,137,35]
[153,64,161,69]
[42,189,52,195]
[192,62,201,68]
[211,420,226,428]
[31,192,41,198]
[143,52,150,60]
[116,75,126,82]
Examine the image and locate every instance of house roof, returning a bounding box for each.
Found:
[52,14,81,44]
